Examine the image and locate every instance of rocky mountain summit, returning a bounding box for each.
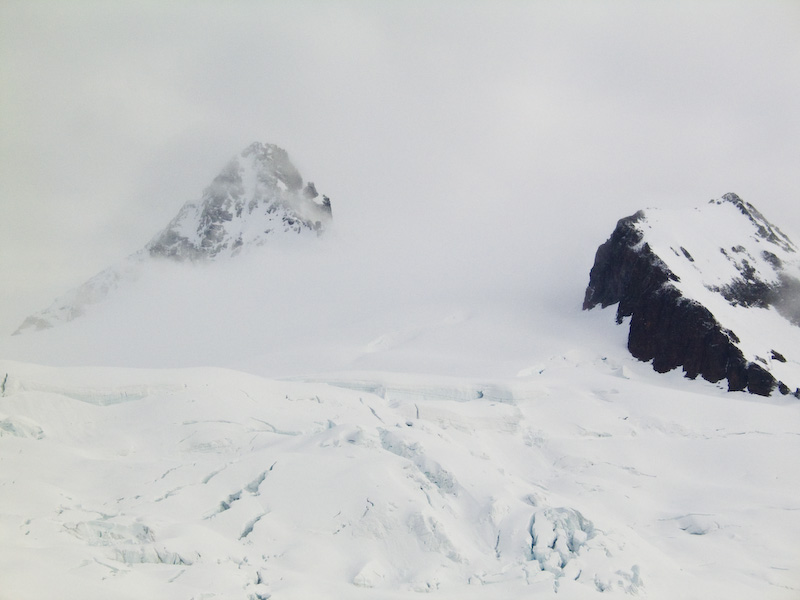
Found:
[147,142,331,260]
[14,142,332,334]
[584,193,800,396]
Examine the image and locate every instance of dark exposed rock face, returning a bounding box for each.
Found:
[584,194,799,397]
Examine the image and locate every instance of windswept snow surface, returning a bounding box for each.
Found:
[1,358,798,599]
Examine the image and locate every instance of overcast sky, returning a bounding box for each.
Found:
[2,0,799,336]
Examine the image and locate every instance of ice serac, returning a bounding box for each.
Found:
[583,193,800,397]
[13,142,332,334]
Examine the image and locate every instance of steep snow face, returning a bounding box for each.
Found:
[13,143,332,334]
[584,193,800,396]
[147,142,332,260]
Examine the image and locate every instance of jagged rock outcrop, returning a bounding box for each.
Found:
[14,142,332,334]
[584,193,800,397]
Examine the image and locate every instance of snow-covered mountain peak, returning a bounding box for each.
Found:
[13,143,333,334]
[712,192,796,253]
[146,141,332,260]
[631,193,798,296]
[584,193,800,396]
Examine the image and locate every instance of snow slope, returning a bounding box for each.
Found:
[1,358,798,600]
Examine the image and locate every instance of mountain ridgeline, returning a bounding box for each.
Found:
[12,147,800,403]
[14,142,332,334]
[584,193,800,397]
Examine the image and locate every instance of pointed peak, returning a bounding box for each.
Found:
[711,193,794,252]
[241,141,286,162]
[14,143,336,333]
[710,192,751,216]
[147,143,332,261]
[720,191,743,204]
[238,141,303,192]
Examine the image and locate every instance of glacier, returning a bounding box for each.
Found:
[1,357,797,599]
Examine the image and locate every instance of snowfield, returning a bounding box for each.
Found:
[2,354,798,599]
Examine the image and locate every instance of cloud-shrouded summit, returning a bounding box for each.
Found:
[147,142,332,260]
[14,142,332,335]
[584,193,800,396]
